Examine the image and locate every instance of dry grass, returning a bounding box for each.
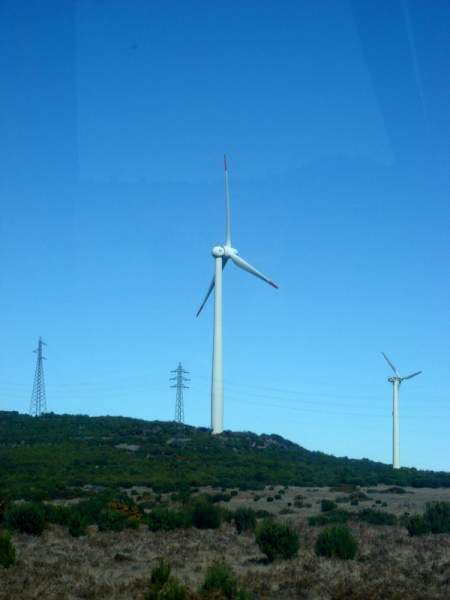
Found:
[1,487,450,599]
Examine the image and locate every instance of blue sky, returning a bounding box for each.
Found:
[1,1,449,471]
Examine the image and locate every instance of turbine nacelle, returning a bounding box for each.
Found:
[212,245,239,258]
[212,245,225,257]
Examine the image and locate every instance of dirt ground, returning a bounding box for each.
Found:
[1,486,449,600]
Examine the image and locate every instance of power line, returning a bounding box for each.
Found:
[170,362,189,423]
[30,337,47,417]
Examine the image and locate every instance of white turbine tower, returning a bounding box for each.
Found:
[197,155,278,434]
[382,352,422,469]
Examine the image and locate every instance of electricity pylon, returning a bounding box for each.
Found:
[170,363,189,423]
[30,337,47,417]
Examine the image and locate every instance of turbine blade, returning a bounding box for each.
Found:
[196,258,229,317]
[230,253,278,289]
[224,155,231,246]
[196,276,215,317]
[401,371,422,381]
[382,352,398,376]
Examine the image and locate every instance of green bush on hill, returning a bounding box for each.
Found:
[423,501,450,534]
[308,510,350,526]
[1,413,450,501]
[199,561,251,599]
[147,508,189,532]
[191,499,222,530]
[406,515,430,536]
[315,525,358,560]
[321,499,337,512]
[5,502,46,535]
[255,520,299,562]
[234,507,257,534]
[144,561,187,600]
[0,532,16,568]
[357,508,397,526]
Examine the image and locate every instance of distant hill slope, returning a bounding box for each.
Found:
[1,411,449,500]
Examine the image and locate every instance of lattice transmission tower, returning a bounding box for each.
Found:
[30,337,47,417]
[170,362,189,423]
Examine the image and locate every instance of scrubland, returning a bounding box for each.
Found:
[1,485,449,600]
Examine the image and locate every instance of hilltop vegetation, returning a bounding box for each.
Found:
[1,411,449,500]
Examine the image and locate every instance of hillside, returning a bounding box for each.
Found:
[1,411,449,500]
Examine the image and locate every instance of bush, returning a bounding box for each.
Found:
[308,510,350,526]
[191,500,221,530]
[234,508,256,534]
[5,502,45,535]
[335,496,350,504]
[406,515,430,536]
[315,525,358,560]
[199,561,250,599]
[145,561,187,600]
[42,504,72,526]
[97,508,129,532]
[147,508,189,532]
[0,532,16,568]
[357,509,397,526]
[68,511,87,537]
[254,510,271,519]
[255,520,299,562]
[210,493,232,503]
[423,502,450,534]
[321,499,337,513]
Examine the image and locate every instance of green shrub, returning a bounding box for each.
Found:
[321,499,337,513]
[335,496,350,504]
[68,511,87,537]
[97,508,129,532]
[406,515,430,536]
[255,520,299,562]
[5,502,45,535]
[234,508,256,534]
[266,497,274,503]
[191,500,221,530]
[42,504,72,526]
[254,510,271,519]
[147,508,189,532]
[0,532,16,568]
[145,561,187,600]
[75,495,111,524]
[210,493,232,503]
[315,525,358,560]
[199,561,250,599]
[308,510,350,526]
[357,509,397,526]
[423,502,450,534]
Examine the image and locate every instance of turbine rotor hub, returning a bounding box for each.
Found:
[223,245,238,257]
[212,245,225,257]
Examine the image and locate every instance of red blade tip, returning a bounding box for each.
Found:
[269,281,279,289]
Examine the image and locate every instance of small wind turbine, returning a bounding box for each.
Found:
[197,156,278,434]
[381,352,422,469]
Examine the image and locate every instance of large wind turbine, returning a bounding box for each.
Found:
[197,156,278,434]
[381,352,422,469]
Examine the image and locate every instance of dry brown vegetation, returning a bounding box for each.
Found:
[1,485,450,599]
